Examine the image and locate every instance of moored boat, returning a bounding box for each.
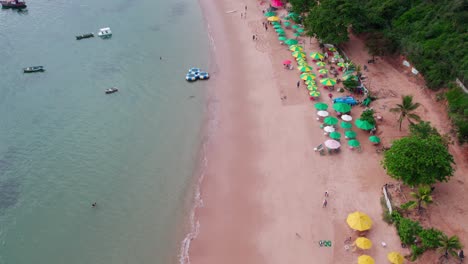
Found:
[1,0,26,9]
[76,33,94,40]
[23,66,44,73]
[97,27,112,38]
[105,87,118,94]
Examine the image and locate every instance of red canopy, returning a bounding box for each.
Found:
[271,0,283,7]
[283,59,291,65]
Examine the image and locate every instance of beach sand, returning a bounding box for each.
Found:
[186,0,468,263]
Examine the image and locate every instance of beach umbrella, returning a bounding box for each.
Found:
[275,28,285,33]
[355,119,375,130]
[298,65,312,72]
[296,28,304,33]
[301,74,315,81]
[314,102,328,110]
[355,237,372,250]
[324,139,341,149]
[277,31,286,36]
[348,139,361,148]
[285,39,299,45]
[310,52,324,60]
[343,74,359,81]
[387,252,404,264]
[316,61,326,67]
[305,81,316,87]
[290,45,303,52]
[324,126,335,133]
[272,21,280,25]
[320,78,337,86]
[337,62,346,68]
[296,58,307,65]
[307,85,317,91]
[369,136,381,144]
[324,116,338,125]
[329,131,341,140]
[317,111,329,117]
[341,114,352,122]
[273,25,282,29]
[283,21,291,27]
[347,211,372,231]
[264,11,276,17]
[341,121,352,130]
[358,255,375,264]
[300,72,314,79]
[318,68,329,74]
[282,59,291,65]
[309,91,321,97]
[267,16,280,22]
[294,32,301,38]
[334,54,342,59]
[292,51,306,58]
[328,47,337,52]
[292,24,300,29]
[278,36,287,41]
[345,130,357,139]
[333,103,351,113]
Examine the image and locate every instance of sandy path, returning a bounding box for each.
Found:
[187,0,467,263]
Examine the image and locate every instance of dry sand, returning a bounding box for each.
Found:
[186,0,468,263]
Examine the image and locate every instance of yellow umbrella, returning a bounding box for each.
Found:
[267,16,280,22]
[316,61,326,67]
[309,91,320,97]
[310,52,324,60]
[301,73,316,80]
[358,255,375,264]
[387,252,404,264]
[289,45,303,51]
[292,51,306,58]
[347,212,373,231]
[355,237,372,249]
[298,65,312,72]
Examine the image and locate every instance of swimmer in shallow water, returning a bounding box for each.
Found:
[92,202,97,208]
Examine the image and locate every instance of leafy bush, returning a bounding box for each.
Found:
[420,228,443,249]
[410,121,440,139]
[390,211,402,226]
[410,245,425,261]
[445,86,468,143]
[360,109,376,125]
[397,218,422,245]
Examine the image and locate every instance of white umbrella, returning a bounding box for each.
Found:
[324,126,335,133]
[317,111,329,117]
[341,115,353,122]
[324,139,341,149]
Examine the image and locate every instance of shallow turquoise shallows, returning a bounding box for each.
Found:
[0,0,209,263]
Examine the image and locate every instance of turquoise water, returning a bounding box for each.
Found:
[0,0,209,263]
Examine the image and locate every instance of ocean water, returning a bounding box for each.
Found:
[0,0,209,263]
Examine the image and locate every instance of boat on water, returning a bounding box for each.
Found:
[1,0,26,9]
[23,66,44,73]
[97,27,112,38]
[105,87,118,94]
[76,33,94,40]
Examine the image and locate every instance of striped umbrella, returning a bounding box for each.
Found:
[301,74,315,81]
[340,121,352,130]
[328,47,337,52]
[337,62,346,68]
[285,39,299,45]
[309,91,321,97]
[305,80,317,87]
[316,61,326,67]
[264,11,276,17]
[290,45,303,52]
[345,130,357,139]
[320,78,337,86]
[310,52,324,60]
[318,68,329,74]
[314,102,328,110]
[298,65,312,72]
[292,51,306,58]
[307,86,317,91]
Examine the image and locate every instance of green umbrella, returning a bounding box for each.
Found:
[314,102,328,110]
[369,136,381,143]
[272,21,280,25]
[343,74,358,81]
[275,29,285,33]
[283,21,291,27]
[316,61,326,67]
[273,25,282,29]
[329,131,341,140]
[264,11,276,17]
[296,28,304,33]
[277,31,285,36]
[348,139,360,147]
[298,65,312,72]
[333,103,351,113]
[355,119,375,130]
[340,121,352,130]
[324,116,338,125]
[285,39,299,45]
[320,78,337,86]
[310,52,324,60]
[345,130,357,139]
[292,24,300,29]
[309,91,321,97]
[278,36,287,41]
[294,32,301,37]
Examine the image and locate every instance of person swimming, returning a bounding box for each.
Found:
[92,202,97,208]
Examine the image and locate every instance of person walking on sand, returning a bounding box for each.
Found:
[322,199,328,208]
[325,191,329,197]
[252,35,255,40]
[296,81,300,88]
[241,12,243,19]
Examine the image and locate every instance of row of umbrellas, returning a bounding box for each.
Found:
[358,253,404,264]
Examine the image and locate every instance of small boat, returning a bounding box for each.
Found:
[105,87,118,94]
[185,73,198,82]
[76,33,94,40]
[198,72,209,80]
[97,27,112,38]
[23,66,44,73]
[1,0,26,9]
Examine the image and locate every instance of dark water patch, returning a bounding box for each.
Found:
[168,2,187,22]
[0,178,20,211]
[149,24,161,32]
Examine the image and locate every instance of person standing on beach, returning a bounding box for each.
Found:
[245,5,247,11]
[322,199,327,208]
[296,81,300,88]
[241,12,243,19]
[325,191,329,197]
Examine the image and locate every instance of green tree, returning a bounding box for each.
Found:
[382,135,454,186]
[390,95,421,130]
[419,228,443,249]
[405,185,433,212]
[409,121,440,139]
[289,0,316,14]
[360,109,376,125]
[397,217,422,245]
[438,234,462,259]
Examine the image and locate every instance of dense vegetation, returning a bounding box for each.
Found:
[292,0,468,89]
[445,85,468,143]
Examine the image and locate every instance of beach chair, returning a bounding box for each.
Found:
[314,144,325,155]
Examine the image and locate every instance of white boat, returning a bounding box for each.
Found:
[97,27,112,38]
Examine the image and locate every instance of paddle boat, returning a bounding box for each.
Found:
[333,96,358,105]
[1,0,26,9]
[97,27,112,38]
[186,73,198,82]
[105,87,118,94]
[198,72,209,80]
[76,33,94,40]
[23,66,44,73]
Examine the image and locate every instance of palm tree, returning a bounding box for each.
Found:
[406,185,433,212]
[438,234,462,259]
[390,95,422,130]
